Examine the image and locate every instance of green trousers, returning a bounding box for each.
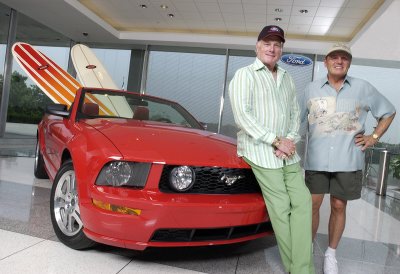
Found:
[247,160,315,274]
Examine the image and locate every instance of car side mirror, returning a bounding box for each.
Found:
[46,104,69,117]
[200,122,207,130]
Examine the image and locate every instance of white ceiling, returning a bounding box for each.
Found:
[77,0,383,40]
[0,0,394,55]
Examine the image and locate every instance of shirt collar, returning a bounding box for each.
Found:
[320,75,352,88]
[252,57,286,74]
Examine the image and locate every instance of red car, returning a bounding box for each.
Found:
[35,87,271,250]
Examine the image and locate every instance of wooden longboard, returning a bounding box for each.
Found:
[71,44,132,118]
[12,42,115,116]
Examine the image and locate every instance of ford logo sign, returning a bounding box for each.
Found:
[281,54,313,66]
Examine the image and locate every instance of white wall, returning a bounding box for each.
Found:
[351,0,400,61]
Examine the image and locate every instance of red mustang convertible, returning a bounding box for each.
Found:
[35,87,271,250]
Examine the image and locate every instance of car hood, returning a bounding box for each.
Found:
[84,119,247,167]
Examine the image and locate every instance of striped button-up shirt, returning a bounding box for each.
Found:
[229,58,301,169]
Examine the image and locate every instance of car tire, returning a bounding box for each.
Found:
[34,140,49,179]
[50,160,96,250]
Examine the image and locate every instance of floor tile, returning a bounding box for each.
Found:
[0,156,37,185]
[0,238,130,274]
[0,229,44,259]
[120,261,206,274]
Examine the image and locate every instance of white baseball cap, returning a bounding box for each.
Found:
[326,43,352,58]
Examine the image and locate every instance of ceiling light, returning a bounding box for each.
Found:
[139,4,147,8]
[160,5,168,9]
[168,13,174,18]
[275,8,283,12]
[274,18,282,22]
[299,9,308,14]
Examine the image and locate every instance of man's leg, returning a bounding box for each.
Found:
[248,163,292,272]
[328,195,347,249]
[324,195,347,274]
[304,171,330,241]
[284,163,315,274]
[311,194,324,240]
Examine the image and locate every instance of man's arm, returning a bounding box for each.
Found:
[355,112,396,151]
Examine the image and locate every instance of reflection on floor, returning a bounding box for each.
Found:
[1,156,400,274]
[0,133,36,157]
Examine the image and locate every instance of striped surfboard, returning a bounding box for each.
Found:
[12,42,79,108]
[12,42,114,115]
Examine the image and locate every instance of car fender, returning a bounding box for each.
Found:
[66,123,123,207]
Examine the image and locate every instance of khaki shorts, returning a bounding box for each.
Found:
[305,170,362,200]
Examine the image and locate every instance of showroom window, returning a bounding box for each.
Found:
[146,50,226,133]
[87,48,131,90]
[2,7,71,136]
[220,54,254,138]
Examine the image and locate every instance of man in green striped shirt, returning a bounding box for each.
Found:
[229,25,314,274]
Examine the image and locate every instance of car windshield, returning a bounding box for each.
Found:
[78,89,203,129]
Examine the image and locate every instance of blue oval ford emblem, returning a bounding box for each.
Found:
[281,54,312,66]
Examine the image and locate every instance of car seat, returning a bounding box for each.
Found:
[82,103,99,116]
[134,106,149,120]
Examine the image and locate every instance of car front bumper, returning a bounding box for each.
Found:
[81,186,270,250]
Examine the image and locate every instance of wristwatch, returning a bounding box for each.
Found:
[372,133,380,141]
[272,137,281,148]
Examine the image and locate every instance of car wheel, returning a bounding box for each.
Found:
[50,160,96,250]
[34,140,49,179]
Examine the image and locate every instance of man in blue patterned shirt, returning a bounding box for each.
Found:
[229,25,315,274]
[302,43,396,274]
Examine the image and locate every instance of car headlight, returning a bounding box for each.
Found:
[169,165,195,192]
[96,161,150,188]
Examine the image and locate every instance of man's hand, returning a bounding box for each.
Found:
[274,149,288,159]
[274,137,296,159]
[355,133,378,151]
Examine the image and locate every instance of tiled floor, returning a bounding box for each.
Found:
[1,150,400,273]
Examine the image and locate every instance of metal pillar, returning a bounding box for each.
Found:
[376,150,390,196]
[139,45,149,95]
[217,49,229,134]
[0,9,18,137]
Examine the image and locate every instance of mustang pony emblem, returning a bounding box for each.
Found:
[221,174,244,186]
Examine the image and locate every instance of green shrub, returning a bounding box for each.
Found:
[390,155,400,180]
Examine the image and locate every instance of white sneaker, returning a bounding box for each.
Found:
[324,254,338,274]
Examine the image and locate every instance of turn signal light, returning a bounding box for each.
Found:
[92,199,142,216]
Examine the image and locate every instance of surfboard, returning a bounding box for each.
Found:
[71,44,132,118]
[12,42,80,108]
[12,42,116,116]
[71,44,118,89]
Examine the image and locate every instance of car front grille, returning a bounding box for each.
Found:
[150,221,272,242]
[159,165,261,194]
